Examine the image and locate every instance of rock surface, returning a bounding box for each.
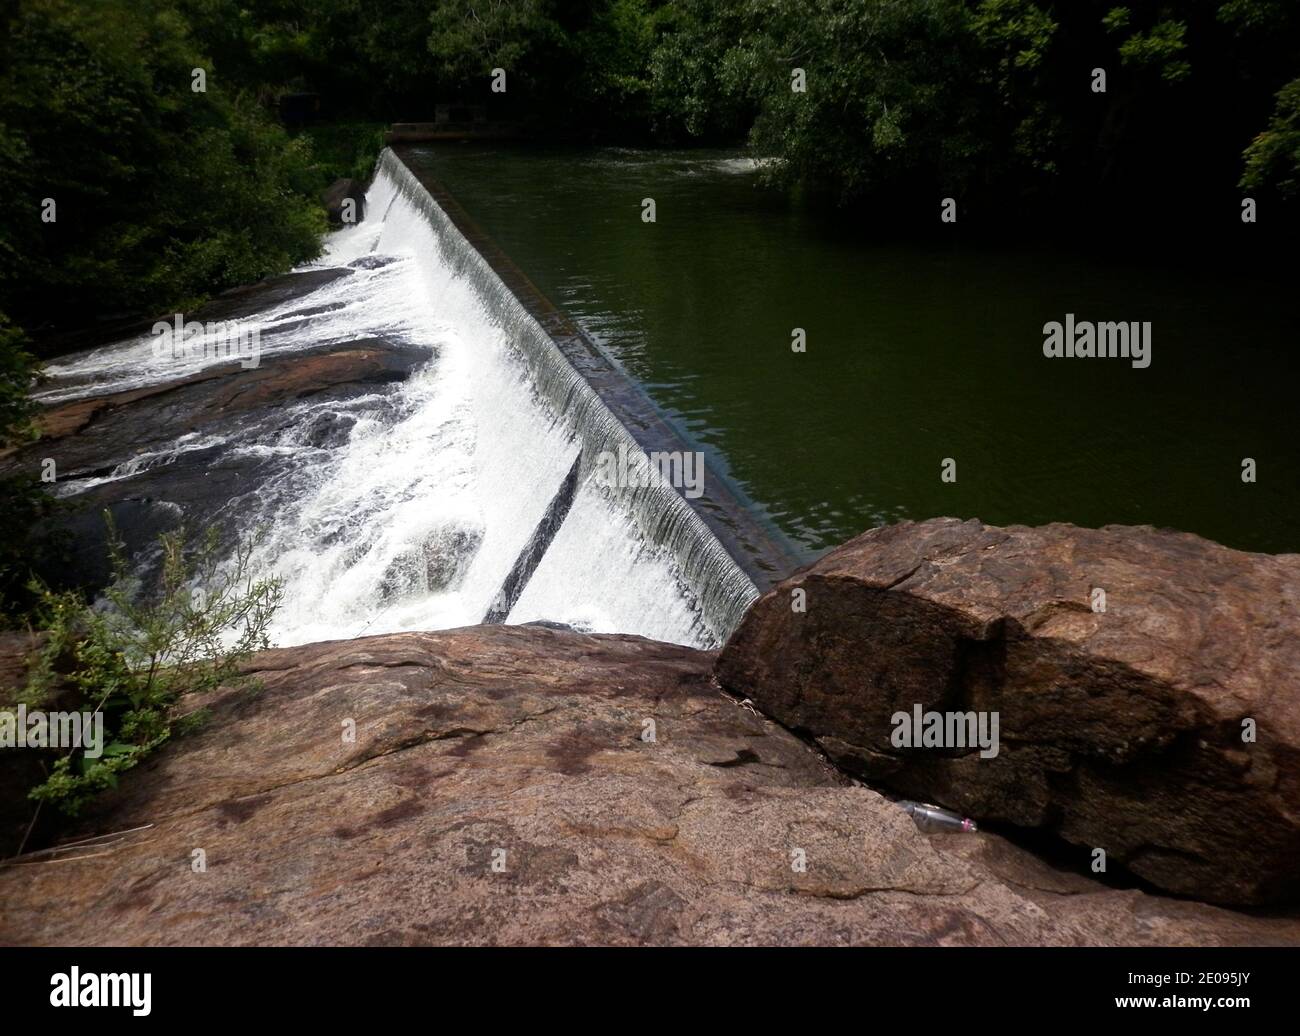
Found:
[0,268,430,595]
[322,177,366,225]
[9,340,423,593]
[3,625,1297,946]
[715,518,1300,907]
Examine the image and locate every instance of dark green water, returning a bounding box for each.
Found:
[411,144,1298,557]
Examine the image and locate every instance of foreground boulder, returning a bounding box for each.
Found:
[2,625,1297,945]
[715,518,1300,907]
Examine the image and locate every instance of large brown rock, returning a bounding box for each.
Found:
[715,518,1300,907]
[2,625,1297,945]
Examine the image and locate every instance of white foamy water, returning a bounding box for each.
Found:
[38,150,758,648]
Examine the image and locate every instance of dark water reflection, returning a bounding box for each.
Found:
[411,144,1299,556]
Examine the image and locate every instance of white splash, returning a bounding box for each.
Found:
[36,152,757,649]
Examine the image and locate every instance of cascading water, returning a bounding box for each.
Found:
[35,148,759,649]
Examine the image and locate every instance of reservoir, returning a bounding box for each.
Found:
[403,144,1299,557]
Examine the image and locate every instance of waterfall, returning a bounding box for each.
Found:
[37,147,763,649]
[374,149,759,645]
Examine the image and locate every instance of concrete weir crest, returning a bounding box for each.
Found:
[381,146,800,645]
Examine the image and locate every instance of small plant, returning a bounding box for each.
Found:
[4,516,283,822]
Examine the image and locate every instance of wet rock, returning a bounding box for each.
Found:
[2,626,1297,946]
[322,178,366,225]
[47,499,183,592]
[377,524,483,601]
[715,518,1300,907]
[1,337,427,596]
[8,341,422,477]
[376,550,421,601]
[348,255,400,271]
[301,411,357,449]
[185,268,356,326]
[30,269,354,360]
[422,524,483,591]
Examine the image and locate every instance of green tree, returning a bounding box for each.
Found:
[427,0,659,131]
[0,0,326,333]
[5,521,282,825]
[652,0,992,202]
[648,0,1299,215]
[1242,77,1300,199]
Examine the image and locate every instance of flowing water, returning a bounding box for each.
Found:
[36,150,760,649]
[35,142,1298,654]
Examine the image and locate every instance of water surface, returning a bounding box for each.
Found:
[408,144,1299,556]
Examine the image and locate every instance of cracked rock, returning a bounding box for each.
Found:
[3,624,1298,945]
[715,517,1300,906]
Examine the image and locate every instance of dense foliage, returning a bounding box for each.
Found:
[0,0,328,336]
[490,0,1299,216]
[302,0,1299,217]
[0,0,1295,344]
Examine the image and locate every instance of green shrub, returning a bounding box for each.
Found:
[0,314,52,622]
[0,314,36,448]
[1242,77,1300,199]
[4,518,282,821]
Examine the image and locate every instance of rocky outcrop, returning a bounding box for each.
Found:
[21,268,355,366]
[3,625,1297,945]
[0,268,431,595]
[5,339,423,593]
[715,518,1300,907]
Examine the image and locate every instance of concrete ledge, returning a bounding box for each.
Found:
[386,122,523,143]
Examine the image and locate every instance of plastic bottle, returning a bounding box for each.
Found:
[898,800,978,833]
